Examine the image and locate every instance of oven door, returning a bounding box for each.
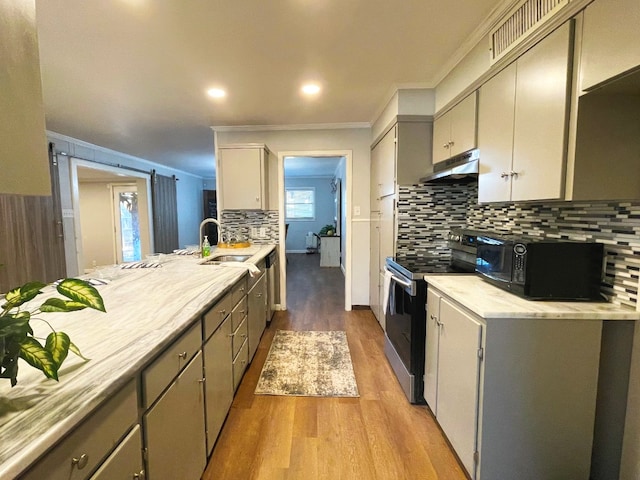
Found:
[385,274,414,370]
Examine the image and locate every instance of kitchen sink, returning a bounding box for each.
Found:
[201,254,252,265]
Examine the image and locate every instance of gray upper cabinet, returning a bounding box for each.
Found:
[0,0,51,195]
[579,0,640,93]
[433,93,477,165]
[217,145,270,210]
[478,22,572,203]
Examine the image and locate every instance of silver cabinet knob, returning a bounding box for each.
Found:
[500,172,510,178]
[442,143,449,149]
[133,470,146,479]
[71,453,89,470]
[177,351,187,359]
[448,140,455,146]
[510,170,519,178]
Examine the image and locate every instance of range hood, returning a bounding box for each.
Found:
[420,150,479,183]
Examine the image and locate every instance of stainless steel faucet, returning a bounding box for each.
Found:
[199,218,222,256]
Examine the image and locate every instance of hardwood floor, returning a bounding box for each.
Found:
[202,253,467,480]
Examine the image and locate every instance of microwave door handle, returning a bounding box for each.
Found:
[384,267,412,289]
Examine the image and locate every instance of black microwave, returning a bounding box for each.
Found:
[475,234,604,300]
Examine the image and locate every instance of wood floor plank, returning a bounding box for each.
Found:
[201,253,467,480]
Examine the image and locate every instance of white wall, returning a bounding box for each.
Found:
[78,182,116,270]
[216,127,371,306]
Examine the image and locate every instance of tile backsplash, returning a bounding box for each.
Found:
[220,210,279,244]
[398,181,640,309]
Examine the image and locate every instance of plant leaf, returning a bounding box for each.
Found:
[2,282,46,310]
[56,279,106,312]
[40,298,87,313]
[0,315,31,339]
[19,337,58,381]
[45,332,71,369]
[69,341,91,361]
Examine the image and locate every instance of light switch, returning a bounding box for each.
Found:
[259,227,266,238]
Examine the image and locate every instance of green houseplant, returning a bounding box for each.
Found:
[0,279,106,387]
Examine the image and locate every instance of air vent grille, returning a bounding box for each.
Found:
[490,0,569,64]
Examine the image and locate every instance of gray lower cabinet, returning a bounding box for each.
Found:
[203,316,234,455]
[143,352,206,480]
[20,380,138,480]
[425,286,603,480]
[89,425,144,480]
[247,273,267,361]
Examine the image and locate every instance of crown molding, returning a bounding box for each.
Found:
[211,122,371,133]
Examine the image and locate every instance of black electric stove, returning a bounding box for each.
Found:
[383,229,479,404]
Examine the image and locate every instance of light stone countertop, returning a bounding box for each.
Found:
[0,244,275,479]
[424,274,640,321]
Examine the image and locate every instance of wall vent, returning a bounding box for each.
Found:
[490,0,569,64]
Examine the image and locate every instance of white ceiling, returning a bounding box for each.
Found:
[35,0,506,178]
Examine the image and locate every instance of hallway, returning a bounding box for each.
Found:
[202,253,466,480]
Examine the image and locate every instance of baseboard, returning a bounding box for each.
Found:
[286,250,309,254]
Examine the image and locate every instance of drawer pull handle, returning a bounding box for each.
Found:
[256,293,263,298]
[239,309,245,314]
[133,470,146,480]
[71,453,89,470]
[228,332,236,337]
[178,351,187,359]
[219,309,226,316]
[197,378,206,384]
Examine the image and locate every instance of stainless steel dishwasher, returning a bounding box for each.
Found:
[265,249,278,321]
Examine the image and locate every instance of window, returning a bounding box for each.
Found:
[285,187,315,220]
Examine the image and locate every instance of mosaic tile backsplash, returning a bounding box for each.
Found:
[220,210,279,245]
[398,182,640,309]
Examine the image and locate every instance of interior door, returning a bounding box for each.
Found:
[437,297,483,477]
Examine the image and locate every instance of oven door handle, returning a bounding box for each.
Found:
[384,267,412,289]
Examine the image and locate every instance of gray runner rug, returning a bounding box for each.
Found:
[255,330,359,397]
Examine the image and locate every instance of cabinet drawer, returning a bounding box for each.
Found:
[232,316,248,359]
[232,276,247,307]
[233,338,249,391]
[203,291,233,340]
[231,296,248,331]
[21,380,137,480]
[89,425,143,480]
[247,261,265,290]
[142,322,201,408]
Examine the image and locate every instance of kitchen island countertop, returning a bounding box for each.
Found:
[0,244,276,479]
[424,274,640,320]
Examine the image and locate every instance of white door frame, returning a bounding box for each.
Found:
[69,158,153,274]
[278,150,353,311]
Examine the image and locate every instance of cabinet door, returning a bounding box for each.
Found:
[248,273,267,361]
[378,272,386,331]
[90,425,144,480]
[369,217,380,322]
[449,92,477,158]
[374,126,397,197]
[144,352,206,480]
[512,22,571,202]
[580,0,640,92]
[432,113,451,164]
[218,148,265,209]
[424,289,441,414]
[203,317,233,455]
[378,195,395,269]
[477,63,516,203]
[437,298,482,477]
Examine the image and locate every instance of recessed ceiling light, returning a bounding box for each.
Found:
[301,83,321,95]
[207,88,226,99]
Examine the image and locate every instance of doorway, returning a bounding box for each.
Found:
[112,185,141,263]
[69,159,153,274]
[278,151,352,311]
